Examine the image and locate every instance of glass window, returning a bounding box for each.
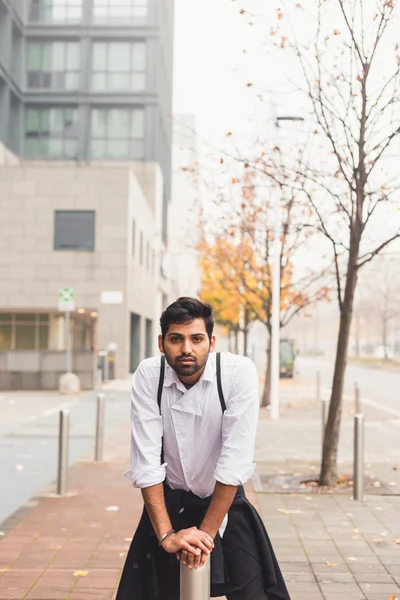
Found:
[29,0,83,24]
[25,107,79,159]
[38,326,49,349]
[15,314,36,322]
[91,41,146,92]
[0,325,12,350]
[27,41,80,90]
[92,0,148,24]
[90,108,145,160]
[15,325,36,350]
[54,210,95,251]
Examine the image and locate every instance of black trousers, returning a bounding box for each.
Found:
[158,500,289,600]
[116,485,291,600]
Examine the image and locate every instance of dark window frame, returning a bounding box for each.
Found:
[54,210,96,252]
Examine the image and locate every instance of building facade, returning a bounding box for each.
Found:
[0,0,174,239]
[0,0,174,389]
[0,160,167,388]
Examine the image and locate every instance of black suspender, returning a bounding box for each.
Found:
[157,355,166,411]
[216,352,226,412]
[157,352,226,413]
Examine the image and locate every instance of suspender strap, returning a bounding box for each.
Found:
[158,355,166,464]
[216,352,226,412]
[157,355,166,411]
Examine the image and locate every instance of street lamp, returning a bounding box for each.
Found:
[270,115,304,421]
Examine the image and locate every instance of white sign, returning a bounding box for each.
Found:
[100,291,123,305]
[58,287,75,312]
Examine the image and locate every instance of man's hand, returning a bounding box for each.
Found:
[161,527,214,568]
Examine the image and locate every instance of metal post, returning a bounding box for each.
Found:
[65,310,72,373]
[321,399,329,452]
[270,217,281,421]
[355,382,360,415]
[317,371,321,401]
[180,556,210,600]
[353,413,365,501]
[57,409,70,495]
[95,393,105,461]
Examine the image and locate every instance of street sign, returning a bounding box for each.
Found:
[58,287,75,312]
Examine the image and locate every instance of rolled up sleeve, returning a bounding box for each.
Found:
[122,361,166,488]
[214,357,259,486]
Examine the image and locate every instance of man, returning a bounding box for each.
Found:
[117,297,290,600]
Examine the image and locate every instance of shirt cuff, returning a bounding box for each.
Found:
[123,463,166,488]
[214,462,256,487]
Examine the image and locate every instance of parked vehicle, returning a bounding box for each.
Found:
[280,338,296,378]
[374,345,394,360]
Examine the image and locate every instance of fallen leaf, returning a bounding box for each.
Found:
[0,531,4,536]
[226,132,232,137]
[105,506,119,512]
[49,544,62,550]
[124,537,133,542]
[119,552,126,557]
[326,561,340,567]
[394,538,400,545]
[347,557,358,561]
[353,528,360,534]
[388,595,399,600]
[393,466,398,471]
[0,568,10,573]
[73,570,89,577]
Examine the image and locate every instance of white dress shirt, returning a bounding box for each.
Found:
[123,351,259,500]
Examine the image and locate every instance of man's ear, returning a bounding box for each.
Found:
[210,335,216,352]
[158,335,164,354]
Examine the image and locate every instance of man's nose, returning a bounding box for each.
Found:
[181,340,193,354]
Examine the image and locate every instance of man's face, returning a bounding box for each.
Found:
[158,318,216,381]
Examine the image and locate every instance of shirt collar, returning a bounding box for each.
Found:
[163,353,216,388]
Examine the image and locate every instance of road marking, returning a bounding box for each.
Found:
[322,386,400,419]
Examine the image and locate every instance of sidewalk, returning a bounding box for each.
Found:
[1,377,400,599]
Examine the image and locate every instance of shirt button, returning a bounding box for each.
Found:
[133,562,139,569]
[146,553,151,559]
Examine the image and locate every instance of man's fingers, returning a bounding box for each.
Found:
[186,549,195,569]
[200,551,208,567]
[182,542,201,556]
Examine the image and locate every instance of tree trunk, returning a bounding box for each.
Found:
[319,242,360,486]
[261,329,272,407]
[234,328,239,354]
[243,309,250,357]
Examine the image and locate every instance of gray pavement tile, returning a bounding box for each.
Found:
[312,563,350,574]
[315,573,356,583]
[354,573,396,583]
[322,594,366,600]
[378,557,400,565]
[319,582,364,593]
[284,594,324,600]
[363,595,400,600]
[284,573,316,583]
[279,562,313,573]
[348,563,389,574]
[308,554,344,563]
[286,582,321,593]
[359,583,400,593]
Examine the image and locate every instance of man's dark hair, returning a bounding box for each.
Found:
[160,297,214,341]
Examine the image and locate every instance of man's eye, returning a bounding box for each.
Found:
[193,337,202,342]
[171,338,180,343]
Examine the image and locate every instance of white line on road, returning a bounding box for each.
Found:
[24,399,80,424]
[322,386,400,419]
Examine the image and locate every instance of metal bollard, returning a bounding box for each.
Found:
[321,398,329,452]
[353,413,365,501]
[316,371,321,401]
[57,409,70,495]
[180,556,210,600]
[95,393,105,461]
[355,382,361,415]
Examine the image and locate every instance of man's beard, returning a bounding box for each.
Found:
[165,352,209,377]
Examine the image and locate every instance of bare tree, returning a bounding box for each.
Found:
[274,0,400,485]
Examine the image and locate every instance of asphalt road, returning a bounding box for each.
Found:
[0,388,130,527]
[295,355,400,418]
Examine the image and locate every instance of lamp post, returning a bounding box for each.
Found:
[270,115,304,421]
